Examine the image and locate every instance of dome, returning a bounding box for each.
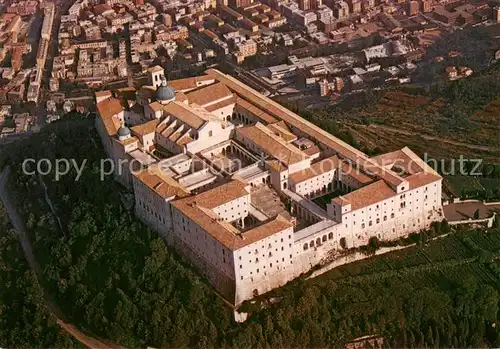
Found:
[156,76,175,103]
[117,125,131,140]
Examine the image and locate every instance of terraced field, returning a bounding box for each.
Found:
[444,175,500,199]
[340,90,500,163]
[309,228,500,290]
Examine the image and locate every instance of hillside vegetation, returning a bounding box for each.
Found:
[1,117,500,347]
[296,65,500,164]
[0,203,77,347]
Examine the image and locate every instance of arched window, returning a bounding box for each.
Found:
[391,213,395,219]
[328,232,333,240]
[310,241,314,248]
[316,238,321,246]
[383,215,387,221]
[322,235,327,242]
[303,243,308,250]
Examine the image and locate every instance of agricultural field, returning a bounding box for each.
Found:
[444,175,500,200]
[278,227,500,301]
[346,121,500,164]
[471,99,500,127]
[375,92,432,111]
[351,89,500,149]
[319,229,491,283]
[332,70,500,164]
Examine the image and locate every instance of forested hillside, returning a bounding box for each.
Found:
[0,117,500,347]
[0,203,77,347]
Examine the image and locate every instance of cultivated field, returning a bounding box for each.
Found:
[274,227,500,304]
[342,89,500,163]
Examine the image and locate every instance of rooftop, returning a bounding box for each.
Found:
[185,82,233,107]
[289,155,340,183]
[163,101,208,130]
[333,180,395,211]
[135,165,189,199]
[168,75,215,92]
[237,123,307,165]
[190,180,249,209]
[131,119,158,136]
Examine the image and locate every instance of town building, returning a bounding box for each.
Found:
[408,0,419,16]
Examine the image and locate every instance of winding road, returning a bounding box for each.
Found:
[0,167,119,349]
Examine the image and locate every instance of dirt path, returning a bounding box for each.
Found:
[0,167,121,349]
[350,123,500,153]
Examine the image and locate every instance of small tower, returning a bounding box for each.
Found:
[117,125,131,141]
[147,65,165,88]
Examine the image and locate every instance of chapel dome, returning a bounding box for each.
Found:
[117,125,131,140]
[156,76,175,103]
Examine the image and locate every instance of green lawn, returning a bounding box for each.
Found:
[312,190,344,209]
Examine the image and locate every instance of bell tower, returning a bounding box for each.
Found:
[147,66,165,88]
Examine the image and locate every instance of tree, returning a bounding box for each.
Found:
[367,236,380,254]
[493,215,500,228]
[474,209,480,219]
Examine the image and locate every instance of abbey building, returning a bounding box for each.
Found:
[95,66,443,306]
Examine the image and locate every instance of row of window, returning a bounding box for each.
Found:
[359,213,394,228]
[240,259,294,281]
[240,255,292,270]
[176,213,234,265]
[139,200,167,225]
[303,232,334,250]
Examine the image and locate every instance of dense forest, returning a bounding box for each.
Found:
[0,115,499,347]
[0,203,76,347]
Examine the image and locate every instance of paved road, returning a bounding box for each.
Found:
[443,201,500,221]
[0,167,119,349]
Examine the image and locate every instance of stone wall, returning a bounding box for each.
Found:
[172,235,237,304]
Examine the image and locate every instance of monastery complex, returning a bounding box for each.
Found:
[95,66,444,306]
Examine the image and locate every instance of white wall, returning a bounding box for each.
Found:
[212,195,250,222]
[209,103,235,122]
[171,206,236,279]
[133,175,174,238]
[233,226,294,304]
[290,169,337,197]
[187,126,233,154]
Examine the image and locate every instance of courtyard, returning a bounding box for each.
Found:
[312,190,344,209]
